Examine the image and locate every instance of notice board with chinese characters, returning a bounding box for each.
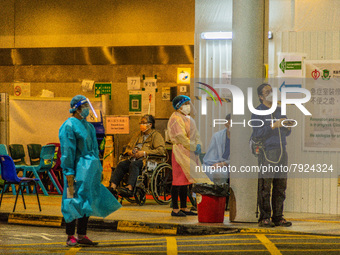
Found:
[95,82,112,99]
[303,60,340,151]
[106,115,130,134]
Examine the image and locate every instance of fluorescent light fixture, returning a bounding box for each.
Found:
[201,32,232,40]
[201,31,273,40]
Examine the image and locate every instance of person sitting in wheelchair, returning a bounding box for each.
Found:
[108,114,166,197]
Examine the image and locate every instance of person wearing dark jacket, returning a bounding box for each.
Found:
[251,83,293,228]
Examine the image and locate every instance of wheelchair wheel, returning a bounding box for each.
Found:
[134,187,146,206]
[151,163,172,205]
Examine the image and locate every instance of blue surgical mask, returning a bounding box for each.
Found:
[80,108,90,119]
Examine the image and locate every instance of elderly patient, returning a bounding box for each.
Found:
[203,114,231,184]
[108,114,166,197]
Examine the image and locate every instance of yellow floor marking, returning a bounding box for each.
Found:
[166,237,178,255]
[65,247,81,255]
[281,249,340,252]
[256,234,282,255]
[177,238,258,242]
[112,250,267,253]
[285,218,340,224]
[178,243,261,247]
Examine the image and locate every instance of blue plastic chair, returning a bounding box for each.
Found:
[0,144,17,194]
[23,144,61,196]
[0,155,41,212]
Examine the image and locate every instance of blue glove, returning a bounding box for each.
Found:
[194,144,201,155]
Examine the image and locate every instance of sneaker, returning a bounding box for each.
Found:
[77,236,99,246]
[258,218,275,227]
[273,218,292,227]
[181,210,198,216]
[171,210,186,217]
[66,236,78,246]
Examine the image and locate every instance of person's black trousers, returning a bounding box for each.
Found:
[171,185,188,209]
[110,159,143,187]
[66,215,89,236]
[257,148,288,222]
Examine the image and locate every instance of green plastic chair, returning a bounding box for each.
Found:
[23,144,61,196]
[9,144,28,166]
[27,144,42,166]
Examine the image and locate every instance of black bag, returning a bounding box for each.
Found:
[192,183,229,197]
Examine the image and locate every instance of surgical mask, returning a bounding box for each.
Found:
[265,92,273,102]
[80,107,90,119]
[180,105,191,115]
[140,124,151,133]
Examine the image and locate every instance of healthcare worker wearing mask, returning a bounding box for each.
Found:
[59,95,121,246]
[167,95,213,217]
[108,114,166,197]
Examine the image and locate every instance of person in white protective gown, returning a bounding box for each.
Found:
[167,95,213,217]
[59,95,121,246]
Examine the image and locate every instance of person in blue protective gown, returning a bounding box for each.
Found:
[203,114,231,185]
[59,95,121,246]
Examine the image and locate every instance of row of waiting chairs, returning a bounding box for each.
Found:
[0,143,63,196]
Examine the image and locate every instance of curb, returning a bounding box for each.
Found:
[0,212,237,235]
[1,212,339,236]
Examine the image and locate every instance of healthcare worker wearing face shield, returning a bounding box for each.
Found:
[59,95,121,247]
[167,95,213,217]
[108,114,166,197]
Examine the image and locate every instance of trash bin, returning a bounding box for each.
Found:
[192,183,229,223]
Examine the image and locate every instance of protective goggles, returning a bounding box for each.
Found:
[72,98,98,118]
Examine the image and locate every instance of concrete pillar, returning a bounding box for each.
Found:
[229,0,269,222]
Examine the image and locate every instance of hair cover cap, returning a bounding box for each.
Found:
[172,95,191,110]
[70,95,86,113]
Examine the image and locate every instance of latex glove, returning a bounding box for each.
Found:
[194,144,201,155]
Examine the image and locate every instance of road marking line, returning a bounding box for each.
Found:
[65,247,81,255]
[166,237,178,255]
[256,234,282,255]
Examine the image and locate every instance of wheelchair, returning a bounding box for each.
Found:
[112,152,173,206]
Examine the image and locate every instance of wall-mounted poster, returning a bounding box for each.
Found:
[129,91,142,115]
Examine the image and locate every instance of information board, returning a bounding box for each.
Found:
[106,115,130,134]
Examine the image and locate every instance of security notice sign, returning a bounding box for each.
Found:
[304,60,340,151]
[106,116,130,134]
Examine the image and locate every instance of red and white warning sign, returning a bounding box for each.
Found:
[13,83,30,97]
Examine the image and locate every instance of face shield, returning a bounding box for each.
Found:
[72,98,98,119]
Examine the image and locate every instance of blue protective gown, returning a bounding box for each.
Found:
[59,117,121,223]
